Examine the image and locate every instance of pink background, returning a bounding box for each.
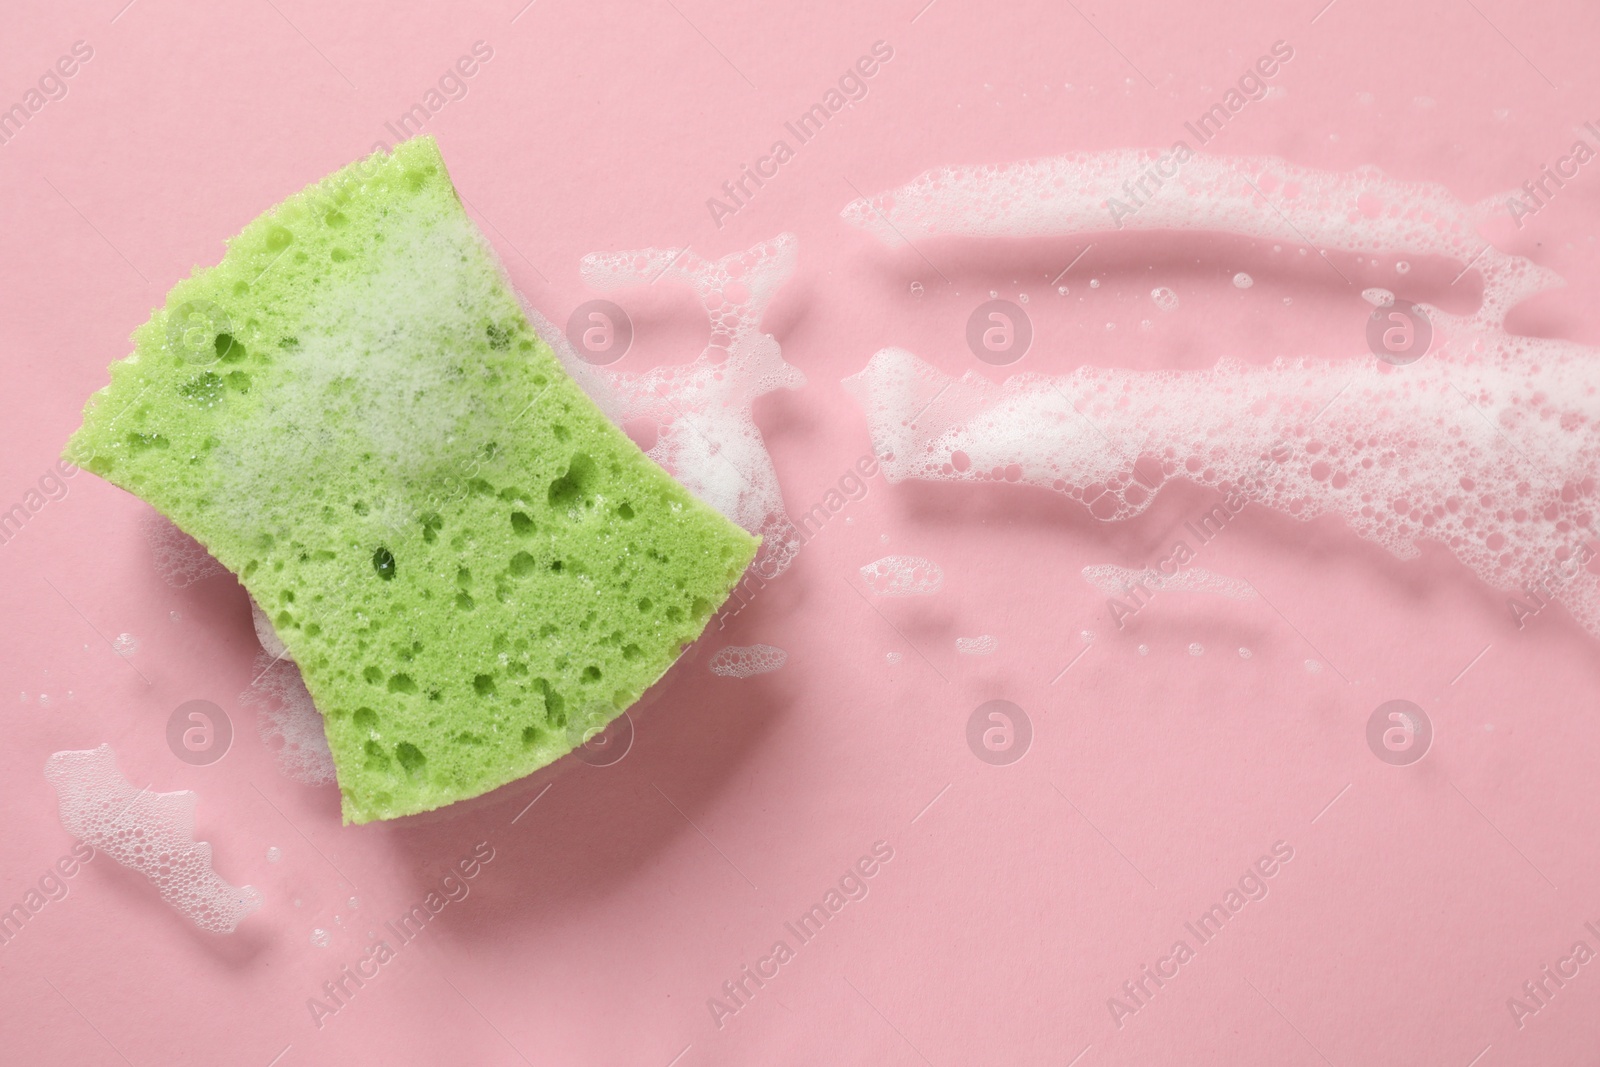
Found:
[4,0,1600,1064]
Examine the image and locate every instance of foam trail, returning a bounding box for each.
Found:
[839,150,1559,325]
[955,634,998,655]
[523,234,805,578]
[841,151,1600,639]
[708,644,788,678]
[1082,564,1257,600]
[45,745,263,933]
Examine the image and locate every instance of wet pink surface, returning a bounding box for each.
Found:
[3,1,1600,1064]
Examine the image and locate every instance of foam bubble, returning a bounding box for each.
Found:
[1151,287,1179,312]
[955,634,998,655]
[240,653,335,786]
[842,151,1600,637]
[523,235,805,578]
[1232,272,1253,289]
[266,845,282,863]
[708,643,788,678]
[1189,642,1204,656]
[250,598,291,663]
[44,745,263,933]
[860,555,945,596]
[1362,287,1395,307]
[111,633,138,657]
[311,928,330,948]
[1081,563,1257,600]
[141,512,226,587]
[886,651,903,665]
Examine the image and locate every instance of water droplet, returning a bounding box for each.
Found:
[1305,659,1324,673]
[1089,279,1101,289]
[1081,630,1095,642]
[1137,644,1150,656]
[989,290,998,298]
[266,846,282,863]
[1189,643,1204,656]
[1232,272,1253,289]
[18,692,28,704]
[348,896,359,910]
[1105,322,1116,331]
[910,281,924,296]
[311,928,330,948]
[886,652,902,665]
[38,693,50,707]
[1282,297,1293,306]
[1238,647,1253,659]
[169,610,181,622]
[111,633,139,657]
[1057,285,1069,296]
[1018,293,1029,304]
[1396,261,1411,274]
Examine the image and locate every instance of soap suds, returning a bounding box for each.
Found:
[840,151,1600,638]
[1082,563,1257,600]
[860,555,945,596]
[44,745,263,933]
[142,512,226,587]
[524,235,806,578]
[956,634,999,655]
[708,644,788,678]
[240,653,335,786]
[250,598,291,663]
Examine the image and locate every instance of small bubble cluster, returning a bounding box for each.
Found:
[708,644,788,678]
[860,555,944,596]
[44,745,263,933]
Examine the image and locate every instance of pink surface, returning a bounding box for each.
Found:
[3,1,1600,1064]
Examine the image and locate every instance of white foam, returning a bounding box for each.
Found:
[840,150,1560,325]
[250,598,291,663]
[955,634,998,655]
[860,555,945,596]
[141,512,226,587]
[240,653,335,786]
[1082,563,1257,600]
[523,234,806,577]
[44,745,263,933]
[707,644,788,678]
[840,151,1600,639]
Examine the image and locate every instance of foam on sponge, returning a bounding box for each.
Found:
[66,137,758,822]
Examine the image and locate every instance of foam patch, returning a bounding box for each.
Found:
[955,634,998,655]
[142,511,226,587]
[241,653,335,786]
[860,555,945,596]
[707,644,787,678]
[45,745,262,933]
[523,236,805,579]
[65,137,759,821]
[841,151,1600,639]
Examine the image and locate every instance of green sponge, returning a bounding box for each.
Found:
[66,137,759,823]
